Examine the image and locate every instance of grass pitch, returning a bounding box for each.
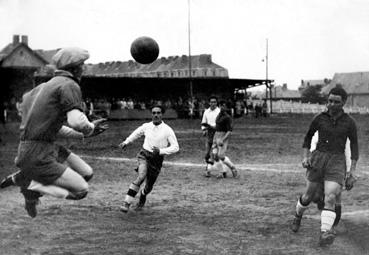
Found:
[0,114,368,255]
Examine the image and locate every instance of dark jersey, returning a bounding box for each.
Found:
[19,71,83,142]
[302,111,358,160]
[215,111,232,132]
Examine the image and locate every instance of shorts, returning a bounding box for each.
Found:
[206,128,216,145]
[306,150,346,185]
[56,144,72,163]
[15,141,68,185]
[212,132,229,159]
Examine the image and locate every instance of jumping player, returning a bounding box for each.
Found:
[290,86,358,246]
[201,96,220,177]
[212,100,238,179]
[119,105,179,212]
[0,47,108,217]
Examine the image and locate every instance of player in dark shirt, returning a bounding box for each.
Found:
[291,86,359,246]
[0,48,107,217]
[211,100,238,178]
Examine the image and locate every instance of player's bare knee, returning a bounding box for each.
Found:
[324,193,336,207]
[134,176,145,186]
[301,193,314,204]
[84,164,93,176]
[67,189,88,200]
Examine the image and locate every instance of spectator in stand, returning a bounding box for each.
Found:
[127,98,134,110]
[121,98,128,109]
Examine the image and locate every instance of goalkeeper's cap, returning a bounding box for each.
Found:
[52,47,90,70]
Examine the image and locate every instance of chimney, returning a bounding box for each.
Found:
[21,35,28,45]
[13,35,20,45]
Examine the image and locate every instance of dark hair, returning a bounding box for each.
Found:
[329,86,347,102]
[219,100,227,106]
[209,96,218,102]
[151,105,165,114]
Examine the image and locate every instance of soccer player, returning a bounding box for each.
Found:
[309,132,351,228]
[212,100,238,179]
[201,96,220,177]
[0,47,107,218]
[119,105,179,212]
[291,86,358,246]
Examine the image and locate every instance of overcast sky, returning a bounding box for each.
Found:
[1,0,369,89]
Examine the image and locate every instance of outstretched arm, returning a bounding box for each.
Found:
[57,125,84,140]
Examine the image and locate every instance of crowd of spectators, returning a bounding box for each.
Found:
[1,96,269,123]
[82,97,269,119]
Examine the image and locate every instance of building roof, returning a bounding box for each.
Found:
[81,54,227,77]
[272,85,301,98]
[0,42,48,67]
[34,49,60,63]
[322,72,369,94]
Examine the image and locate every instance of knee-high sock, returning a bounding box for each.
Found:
[321,209,336,232]
[223,156,235,169]
[333,204,342,227]
[28,180,69,199]
[125,183,140,204]
[296,196,309,217]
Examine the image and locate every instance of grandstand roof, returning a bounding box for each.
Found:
[82,54,228,78]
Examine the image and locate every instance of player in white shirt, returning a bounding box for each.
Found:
[201,96,220,177]
[119,105,179,212]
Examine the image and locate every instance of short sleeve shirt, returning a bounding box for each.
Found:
[19,73,83,142]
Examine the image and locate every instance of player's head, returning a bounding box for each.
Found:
[151,105,164,125]
[209,96,218,110]
[52,47,89,81]
[219,100,227,111]
[327,86,347,113]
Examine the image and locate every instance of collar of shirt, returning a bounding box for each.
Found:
[54,70,79,83]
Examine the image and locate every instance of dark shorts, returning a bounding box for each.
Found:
[15,141,69,185]
[136,149,164,186]
[56,144,72,163]
[306,150,346,185]
[206,128,216,145]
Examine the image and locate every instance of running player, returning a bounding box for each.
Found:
[201,96,220,177]
[212,100,238,179]
[119,105,179,212]
[290,86,359,246]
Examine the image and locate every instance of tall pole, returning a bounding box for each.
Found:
[188,0,193,100]
[265,38,272,114]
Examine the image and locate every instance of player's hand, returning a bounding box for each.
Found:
[345,173,357,191]
[302,157,311,168]
[202,130,207,137]
[119,142,127,150]
[85,118,109,138]
[152,146,160,155]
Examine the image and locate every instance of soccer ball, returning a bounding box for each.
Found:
[130,36,159,64]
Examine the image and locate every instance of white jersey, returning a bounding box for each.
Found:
[201,107,220,130]
[123,121,179,155]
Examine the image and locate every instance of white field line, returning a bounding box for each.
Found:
[82,155,369,176]
[81,155,303,174]
[306,209,369,220]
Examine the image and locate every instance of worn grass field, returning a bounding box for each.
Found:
[0,114,368,255]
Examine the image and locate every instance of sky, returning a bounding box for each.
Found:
[1,0,369,90]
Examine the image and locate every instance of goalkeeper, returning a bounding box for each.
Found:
[0,48,108,218]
